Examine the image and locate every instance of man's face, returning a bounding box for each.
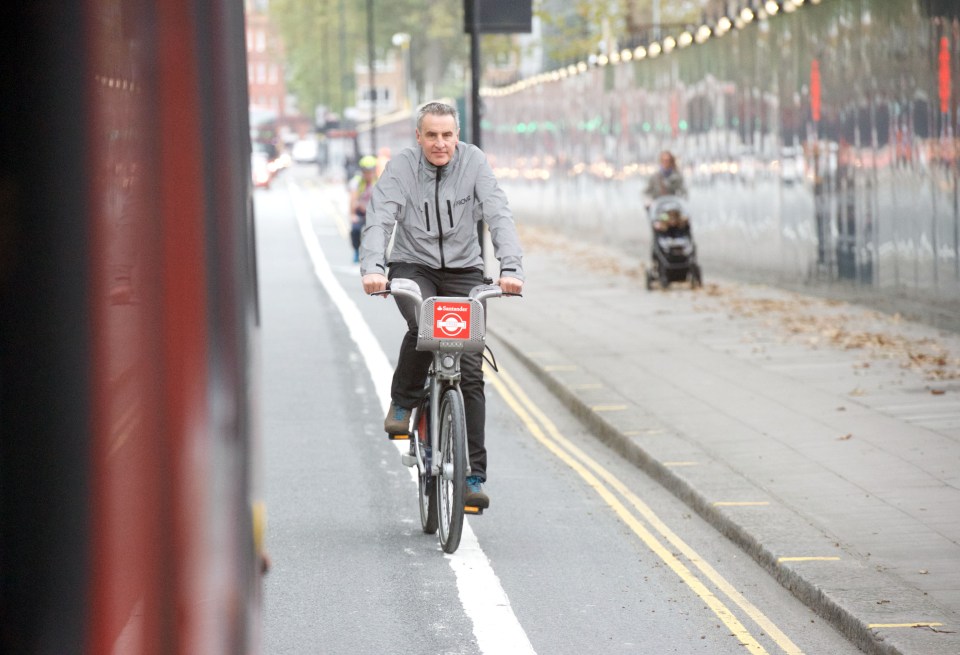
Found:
[660,153,672,170]
[416,113,459,167]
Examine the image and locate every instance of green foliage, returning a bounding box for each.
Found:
[270,0,479,118]
[269,0,709,116]
[270,0,357,116]
[536,0,608,66]
[536,0,703,67]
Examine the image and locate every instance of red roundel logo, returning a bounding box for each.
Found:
[434,302,471,339]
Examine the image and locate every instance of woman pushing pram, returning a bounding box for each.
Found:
[643,152,702,289]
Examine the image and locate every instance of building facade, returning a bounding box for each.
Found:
[245,0,287,118]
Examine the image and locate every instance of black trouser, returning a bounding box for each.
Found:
[388,263,488,481]
[350,213,364,252]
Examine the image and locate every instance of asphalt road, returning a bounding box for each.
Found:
[258,164,865,655]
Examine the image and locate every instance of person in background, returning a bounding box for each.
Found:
[644,150,687,203]
[348,155,379,263]
[359,101,524,509]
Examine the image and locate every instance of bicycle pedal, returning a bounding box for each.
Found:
[387,433,409,441]
[463,506,483,515]
[400,453,417,467]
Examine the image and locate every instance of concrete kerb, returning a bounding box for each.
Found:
[488,329,907,655]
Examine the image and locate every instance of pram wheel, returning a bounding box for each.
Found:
[690,264,703,289]
[645,267,654,290]
[658,263,670,289]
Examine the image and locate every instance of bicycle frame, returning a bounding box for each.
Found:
[388,278,500,478]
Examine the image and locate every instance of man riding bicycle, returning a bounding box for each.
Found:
[360,101,524,509]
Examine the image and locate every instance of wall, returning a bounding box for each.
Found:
[482,0,960,329]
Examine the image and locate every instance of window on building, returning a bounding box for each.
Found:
[268,65,278,84]
[256,30,266,53]
[361,87,391,103]
[257,63,267,84]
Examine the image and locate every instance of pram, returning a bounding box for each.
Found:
[644,195,702,290]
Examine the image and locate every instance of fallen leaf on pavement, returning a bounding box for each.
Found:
[838,433,853,441]
[518,224,960,382]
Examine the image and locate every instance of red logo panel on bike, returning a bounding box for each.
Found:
[433,302,471,339]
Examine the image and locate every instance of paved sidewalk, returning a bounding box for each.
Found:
[488,227,960,655]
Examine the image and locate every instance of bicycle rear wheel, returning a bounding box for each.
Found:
[415,401,438,534]
[436,388,467,554]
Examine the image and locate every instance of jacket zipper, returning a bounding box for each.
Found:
[446,199,454,229]
[435,167,446,268]
[423,202,430,232]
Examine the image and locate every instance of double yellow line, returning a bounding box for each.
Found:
[487,365,804,655]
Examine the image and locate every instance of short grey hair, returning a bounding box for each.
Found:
[416,101,460,131]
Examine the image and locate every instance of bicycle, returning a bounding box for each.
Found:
[372,278,517,554]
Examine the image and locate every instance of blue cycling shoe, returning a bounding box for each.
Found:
[465,475,489,509]
[384,403,411,436]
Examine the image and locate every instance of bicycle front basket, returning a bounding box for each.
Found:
[416,296,486,353]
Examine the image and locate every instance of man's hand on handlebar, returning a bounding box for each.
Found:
[362,273,389,295]
[497,276,523,295]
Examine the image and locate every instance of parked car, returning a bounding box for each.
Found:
[251,151,272,189]
[291,138,319,164]
[779,146,805,185]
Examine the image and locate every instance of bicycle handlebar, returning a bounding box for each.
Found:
[368,279,522,303]
[371,278,521,355]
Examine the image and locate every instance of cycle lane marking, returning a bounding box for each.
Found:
[487,363,804,655]
[289,181,536,655]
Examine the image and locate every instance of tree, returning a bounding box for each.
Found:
[536,0,612,67]
[270,0,707,117]
[271,0,485,118]
[270,0,355,116]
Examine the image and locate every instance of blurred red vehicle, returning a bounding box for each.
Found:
[1,2,265,654]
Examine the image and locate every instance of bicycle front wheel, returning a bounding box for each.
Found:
[415,400,438,534]
[436,388,467,554]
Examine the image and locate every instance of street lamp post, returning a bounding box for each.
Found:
[391,32,412,110]
[468,0,480,149]
[653,0,661,41]
[366,0,376,154]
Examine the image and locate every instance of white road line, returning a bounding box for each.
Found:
[289,181,535,655]
[290,181,392,412]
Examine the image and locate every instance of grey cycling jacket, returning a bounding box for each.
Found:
[359,142,524,281]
